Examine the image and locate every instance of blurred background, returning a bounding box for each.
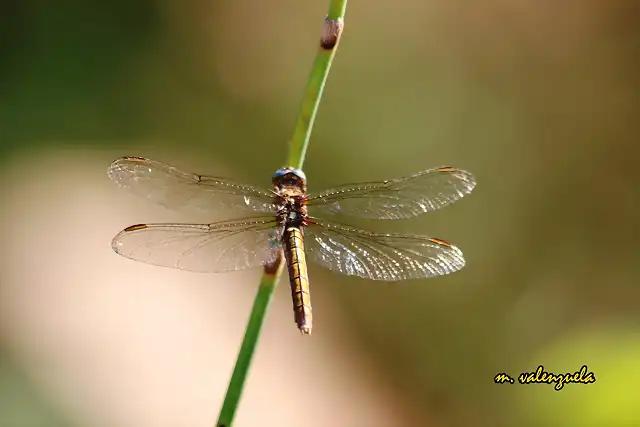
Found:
[0,1,638,426]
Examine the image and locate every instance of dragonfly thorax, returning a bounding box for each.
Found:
[273,167,308,227]
[274,190,308,229]
[287,210,300,222]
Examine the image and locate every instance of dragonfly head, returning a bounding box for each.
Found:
[272,167,307,191]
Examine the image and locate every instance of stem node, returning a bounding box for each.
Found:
[320,17,344,50]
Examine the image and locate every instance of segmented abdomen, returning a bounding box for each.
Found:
[283,226,312,335]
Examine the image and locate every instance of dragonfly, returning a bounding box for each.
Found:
[108,156,476,334]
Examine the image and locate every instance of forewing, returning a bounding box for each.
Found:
[305,220,466,281]
[111,217,281,273]
[307,167,475,220]
[108,157,276,213]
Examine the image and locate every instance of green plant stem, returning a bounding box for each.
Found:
[215,2,347,426]
[286,1,348,170]
[216,257,284,427]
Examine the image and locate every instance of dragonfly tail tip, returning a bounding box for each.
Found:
[299,327,312,336]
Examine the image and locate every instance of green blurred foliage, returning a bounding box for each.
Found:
[0,349,75,427]
[1,1,638,426]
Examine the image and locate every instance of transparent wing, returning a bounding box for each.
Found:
[111,217,281,273]
[108,156,276,213]
[307,167,476,220]
[305,220,466,281]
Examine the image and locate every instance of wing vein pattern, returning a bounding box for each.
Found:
[111,217,280,273]
[307,167,475,220]
[107,157,276,214]
[305,221,466,281]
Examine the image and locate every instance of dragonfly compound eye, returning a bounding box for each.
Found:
[272,167,307,186]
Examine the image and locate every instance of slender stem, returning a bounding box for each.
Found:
[215,2,347,427]
[216,256,284,427]
[286,2,348,170]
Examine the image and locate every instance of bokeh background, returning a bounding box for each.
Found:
[1,1,638,426]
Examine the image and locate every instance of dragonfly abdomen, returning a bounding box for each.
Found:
[283,226,312,335]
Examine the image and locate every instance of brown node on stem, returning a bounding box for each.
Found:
[320,17,344,50]
[263,250,284,275]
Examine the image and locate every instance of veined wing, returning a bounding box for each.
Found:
[306,167,475,220]
[111,217,281,273]
[305,220,466,281]
[108,157,276,213]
